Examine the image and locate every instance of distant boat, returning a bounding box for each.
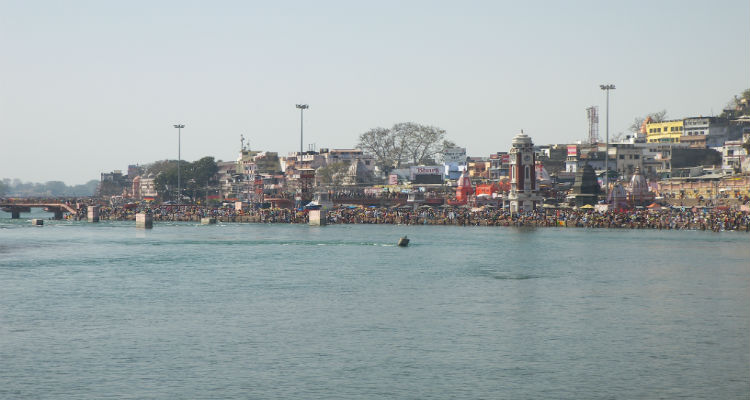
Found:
[398,236,410,247]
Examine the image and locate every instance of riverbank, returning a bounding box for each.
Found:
[73,205,750,232]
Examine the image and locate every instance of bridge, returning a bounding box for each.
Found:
[0,202,78,220]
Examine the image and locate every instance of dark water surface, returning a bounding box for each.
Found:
[1,215,749,399]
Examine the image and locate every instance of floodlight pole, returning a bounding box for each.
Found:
[295,104,309,155]
[173,124,185,204]
[599,84,615,199]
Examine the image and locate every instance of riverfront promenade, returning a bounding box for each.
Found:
[80,204,750,232]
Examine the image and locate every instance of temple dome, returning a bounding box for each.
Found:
[629,167,648,196]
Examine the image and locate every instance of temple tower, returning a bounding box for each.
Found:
[455,170,473,204]
[508,131,542,212]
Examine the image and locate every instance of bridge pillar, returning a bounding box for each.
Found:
[11,209,20,219]
[53,209,64,220]
[136,213,153,229]
[87,206,100,223]
[308,209,326,226]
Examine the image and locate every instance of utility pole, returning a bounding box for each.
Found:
[173,124,185,204]
[599,84,615,199]
[295,104,309,155]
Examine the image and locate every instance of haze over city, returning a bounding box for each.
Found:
[1,0,748,184]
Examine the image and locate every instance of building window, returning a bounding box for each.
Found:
[619,155,625,159]
[525,165,529,180]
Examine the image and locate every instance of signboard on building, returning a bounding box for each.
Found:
[501,154,510,164]
[567,145,578,157]
[409,166,442,179]
[442,147,467,164]
[388,174,398,185]
[410,166,443,184]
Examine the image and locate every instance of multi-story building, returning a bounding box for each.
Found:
[253,152,282,175]
[722,133,749,173]
[283,151,327,172]
[681,117,729,148]
[444,162,466,180]
[138,174,158,200]
[612,144,644,180]
[467,157,491,179]
[319,148,377,175]
[98,170,129,196]
[564,145,580,174]
[215,161,242,200]
[634,143,682,179]
[646,120,683,144]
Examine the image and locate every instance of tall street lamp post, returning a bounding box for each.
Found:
[599,84,615,199]
[295,104,309,155]
[173,124,185,204]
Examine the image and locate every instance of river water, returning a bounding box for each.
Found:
[1,213,749,399]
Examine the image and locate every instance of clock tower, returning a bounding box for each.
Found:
[508,131,541,213]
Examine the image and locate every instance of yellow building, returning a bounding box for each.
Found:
[646,120,683,143]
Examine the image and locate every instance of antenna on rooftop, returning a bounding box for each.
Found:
[586,106,600,144]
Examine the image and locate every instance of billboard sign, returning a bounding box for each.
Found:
[501,154,510,164]
[409,166,442,180]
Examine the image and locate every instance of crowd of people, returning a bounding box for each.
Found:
[70,203,750,232]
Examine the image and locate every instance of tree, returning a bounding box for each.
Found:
[191,157,218,187]
[629,110,668,134]
[357,122,450,173]
[392,122,447,165]
[151,160,191,201]
[190,156,218,203]
[44,181,68,196]
[721,89,750,118]
[146,160,177,177]
[357,127,397,174]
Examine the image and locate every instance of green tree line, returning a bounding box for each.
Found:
[148,156,219,202]
[0,178,99,197]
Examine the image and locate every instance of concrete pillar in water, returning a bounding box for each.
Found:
[136,213,153,229]
[31,219,44,226]
[308,209,326,226]
[201,217,216,225]
[87,206,100,223]
[11,209,20,219]
[53,209,64,220]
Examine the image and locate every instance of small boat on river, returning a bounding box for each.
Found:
[397,236,410,247]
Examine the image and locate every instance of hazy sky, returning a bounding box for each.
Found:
[1,0,748,184]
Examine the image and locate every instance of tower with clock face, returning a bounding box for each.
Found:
[508,131,541,213]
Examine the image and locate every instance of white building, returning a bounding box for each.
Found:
[722,133,749,173]
[682,117,729,148]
